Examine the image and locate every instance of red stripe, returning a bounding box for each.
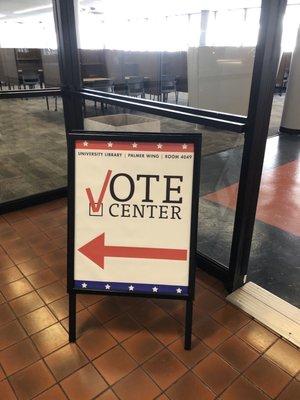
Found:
[76,141,194,152]
[105,246,187,261]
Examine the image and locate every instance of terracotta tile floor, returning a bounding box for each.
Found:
[0,199,299,400]
[204,160,300,237]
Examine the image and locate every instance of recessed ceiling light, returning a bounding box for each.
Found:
[13,4,52,15]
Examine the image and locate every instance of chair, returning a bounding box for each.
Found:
[93,79,114,94]
[87,79,114,113]
[161,75,177,103]
[38,69,44,88]
[114,79,127,96]
[124,63,139,77]
[22,72,40,89]
[144,78,160,101]
[126,77,144,98]
[17,69,23,89]
[97,79,114,110]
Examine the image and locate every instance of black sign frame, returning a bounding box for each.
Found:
[67,131,201,349]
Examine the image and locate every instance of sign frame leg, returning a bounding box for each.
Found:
[184,299,193,350]
[69,293,77,342]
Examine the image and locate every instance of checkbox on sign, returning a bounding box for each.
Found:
[89,203,103,216]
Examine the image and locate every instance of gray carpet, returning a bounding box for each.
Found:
[0,97,66,202]
[0,93,284,202]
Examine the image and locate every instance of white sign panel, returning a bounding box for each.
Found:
[73,138,196,297]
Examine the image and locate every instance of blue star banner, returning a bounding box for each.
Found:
[74,280,188,296]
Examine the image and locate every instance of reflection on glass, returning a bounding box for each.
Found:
[76,1,300,112]
[0,97,66,202]
[76,1,266,114]
[0,1,59,90]
[198,145,243,266]
[76,0,258,266]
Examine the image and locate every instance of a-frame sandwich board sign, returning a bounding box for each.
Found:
[67,131,201,349]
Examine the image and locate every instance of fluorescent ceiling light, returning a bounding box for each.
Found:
[0,14,6,18]
[13,5,52,15]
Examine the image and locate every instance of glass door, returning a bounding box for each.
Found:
[74,0,261,280]
[0,0,286,292]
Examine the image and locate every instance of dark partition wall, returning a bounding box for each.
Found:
[162,51,188,92]
[0,48,61,89]
[41,49,60,87]
[102,50,123,81]
[79,49,188,98]
[79,49,106,79]
[0,48,19,86]
[15,48,42,73]
[0,50,4,84]
[79,50,187,80]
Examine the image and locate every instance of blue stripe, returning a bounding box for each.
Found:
[74,280,188,295]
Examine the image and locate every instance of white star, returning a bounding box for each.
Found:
[157,143,163,149]
[82,282,87,288]
[176,288,182,294]
[132,142,138,148]
[83,141,88,147]
[105,284,110,290]
[152,286,158,293]
[128,285,134,291]
[107,141,113,148]
[182,144,188,149]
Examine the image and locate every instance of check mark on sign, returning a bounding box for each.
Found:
[78,233,188,269]
[86,169,112,213]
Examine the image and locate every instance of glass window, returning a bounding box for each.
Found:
[207,9,245,46]
[76,0,263,268]
[243,8,260,47]
[282,4,300,51]
[188,14,202,47]
[0,1,64,205]
[77,1,259,116]
[0,1,59,90]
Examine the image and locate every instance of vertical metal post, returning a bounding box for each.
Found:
[52,0,83,131]
[69,293,76,342]
[53,0,82,342]
[228,0,287,291]
[184,300,193,350]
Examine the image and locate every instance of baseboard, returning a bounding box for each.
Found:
[0,187,67,214]
[279,126,300,135]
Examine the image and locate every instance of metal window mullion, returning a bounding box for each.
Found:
[78,91,246,133]
[52,0,83,131]
[228,0,287,291]
[82,88,247,124]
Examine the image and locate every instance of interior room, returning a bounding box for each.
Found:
[0,1,299,400]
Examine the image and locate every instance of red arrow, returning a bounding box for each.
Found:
[78,233,187,269]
